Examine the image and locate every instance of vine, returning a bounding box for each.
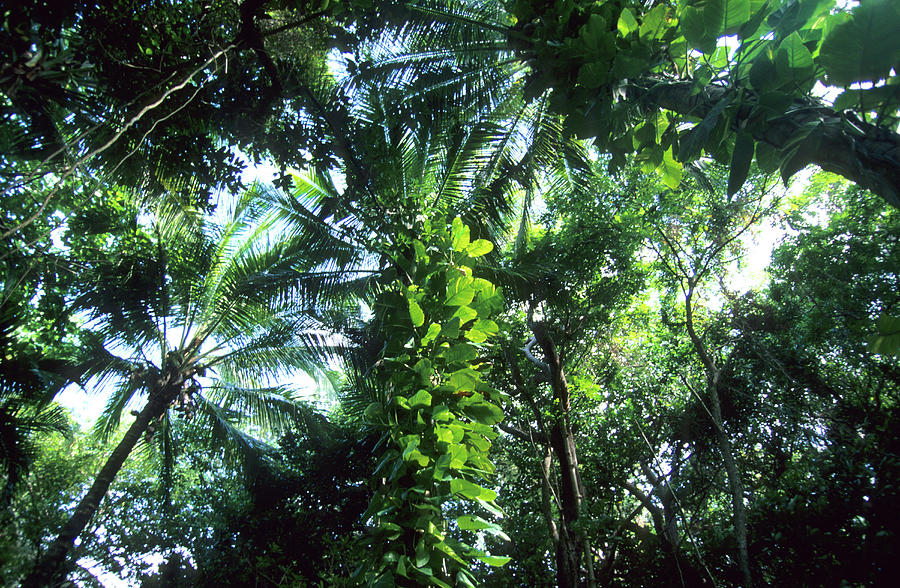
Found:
[360,217,509,587]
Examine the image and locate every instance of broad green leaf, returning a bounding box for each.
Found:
[433,541,466,564]
[728,130,755,196]
[656,148,683,189]
[456,516,510,540]
[640,5,671,40]
[869,314,900,357]
[682,0,751,50]
[476,555,512,567]
[408,300,425,327]
[435,425,455,444]
[451,306,478,326]
[409,389,432,409]
[448,443,467,468]
[461,400,504,425]
[442,316,461,339]
[379,521,403,540]
[476,497,505,518]
[451,217,471,250]
[833,85,900,113]
[472,277,495,293]
[443,342,478,363]
[412,239,429,263]
[471,318,499,337]
[415,540,429,568]
[412,358,433,383]
[779,124,824,184]
[445,276,475,306]
[450,478,497,501]
[755,141,778,173]
[465,239,493,257]
[775,31,814,83]
[678,95,732,161]
[818,0,900,86]
[617,8,639,37]
[449,367,479,390]
[578,60,611,89]
[422,323,441,344]
[364,401,384,420]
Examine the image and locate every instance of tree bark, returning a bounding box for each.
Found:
[23,398,166,587]
[684,287,753,588]
[532,322,589,588]
[633,78,900,210]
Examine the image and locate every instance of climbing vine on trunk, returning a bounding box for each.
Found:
[361,217,509,587]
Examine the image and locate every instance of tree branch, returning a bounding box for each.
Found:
[634,77,900,209]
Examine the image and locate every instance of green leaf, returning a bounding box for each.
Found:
[408,300,425,327]
[682,0,751,50]
[678,95,732,161]
[448,368,479,390]
[456,516,510,540]
[379,521,403,540]
[422,323,441,344]
[412,239,429,263]
[868,314,900,357]
[459,395,504,425]
[617,8,639,37]
[755,141,778,173]
[640,5,671,40]
[656,148,683,189]
[448,443,467,468]
[465,239,493,257]
[470,319,499,337]
[409,389,433,410]
[365,401,384,421]
[442,317,461,339]
[818,0,900,86]
[728,131,754,196]
[451,306,478,326]
[476,555,512,567]
[779,124,824,184]
[451,217,471,250]
[777,31,813,69]
[446,276,475,306]
[443,342,478,363]
[833,85,900,113]
[450,478,497,501]
[415,540,430,568]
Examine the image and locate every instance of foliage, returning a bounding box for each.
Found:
[508,0,900,205]
[360,217,508,586]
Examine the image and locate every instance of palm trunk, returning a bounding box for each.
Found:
[23,398,165,587]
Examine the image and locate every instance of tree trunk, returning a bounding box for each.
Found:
[708,383,752,588]
[23,398,165,587]
[532,322,590,588]
[684,287,752,587]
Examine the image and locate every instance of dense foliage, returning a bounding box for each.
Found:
[2,0,899,586]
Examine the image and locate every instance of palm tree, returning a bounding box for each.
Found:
[24,185,335,587]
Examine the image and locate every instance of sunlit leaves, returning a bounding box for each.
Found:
[818,0,900,86]
[363,217,507,583]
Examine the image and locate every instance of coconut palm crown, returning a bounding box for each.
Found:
[25,184,335,587]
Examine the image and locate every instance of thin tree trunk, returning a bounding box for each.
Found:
[684,287,752,588]
[533,322,590,588]
[23,398,165,587]
[708,383,752,588]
